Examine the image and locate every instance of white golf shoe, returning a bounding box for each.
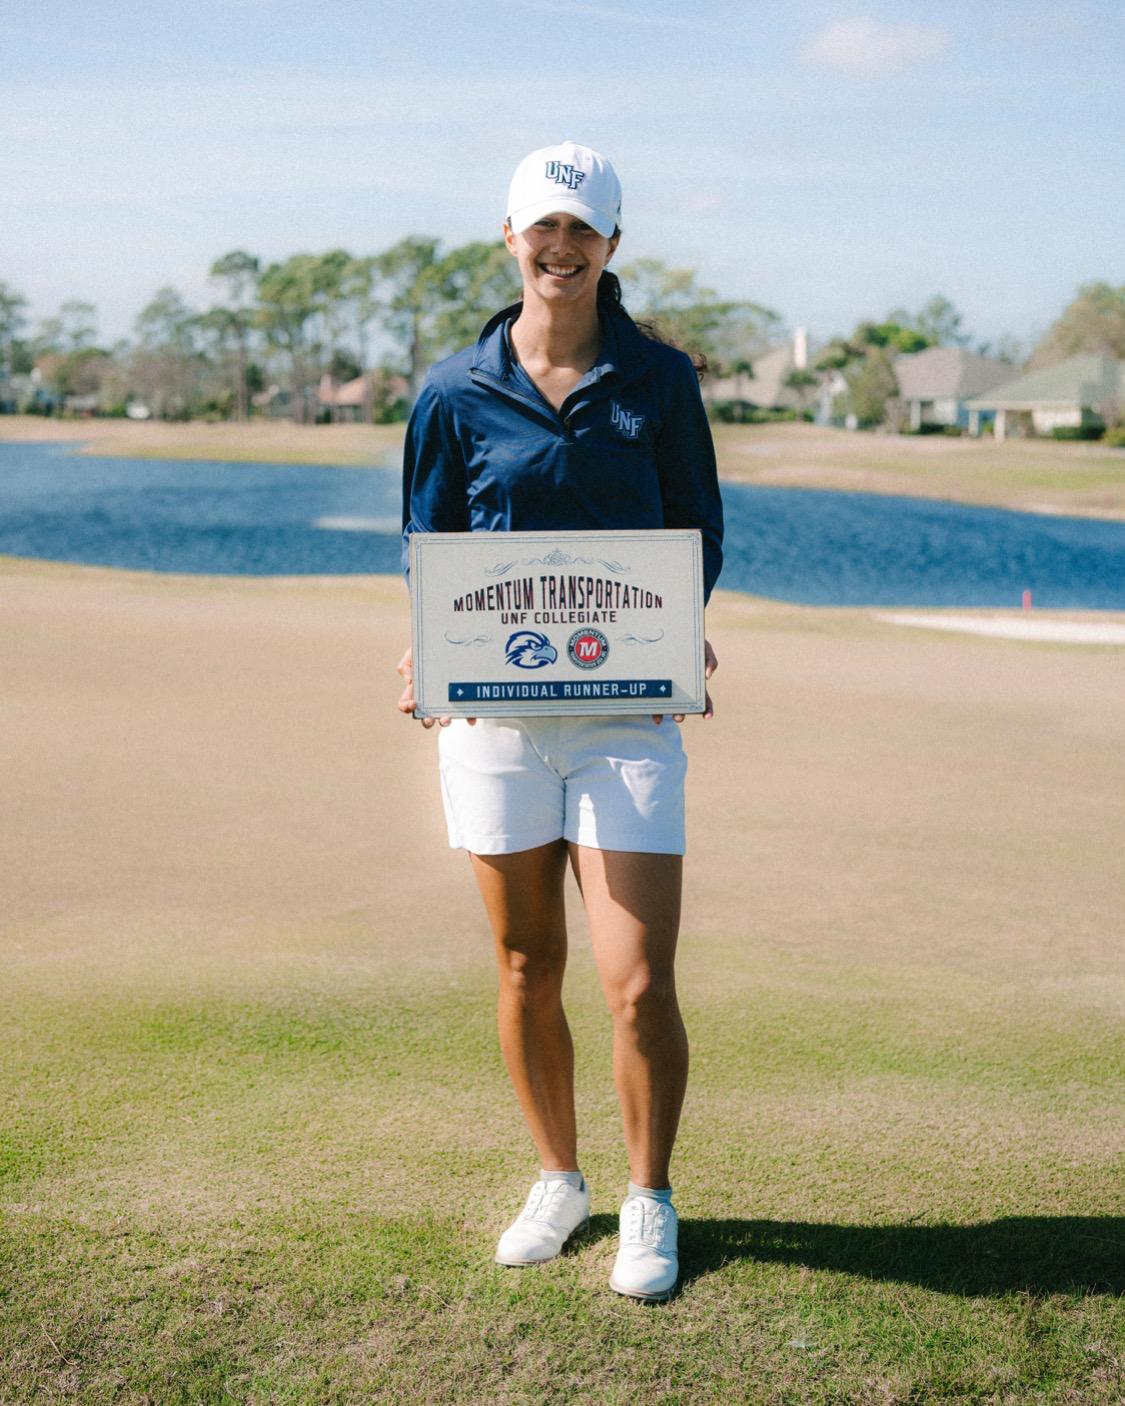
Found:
[609,1193,679,1301]
[494,1175,591,1266]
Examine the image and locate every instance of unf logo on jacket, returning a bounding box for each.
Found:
[611,401,645,441]
[545,161,586,190]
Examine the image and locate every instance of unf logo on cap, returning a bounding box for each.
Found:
[545,160,586,190]
[567,627,609,669]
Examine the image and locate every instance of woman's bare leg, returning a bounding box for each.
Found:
[568,845,687,1189]
[469,839,579,1171]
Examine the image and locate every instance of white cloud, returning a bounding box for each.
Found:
[801,17,950,76]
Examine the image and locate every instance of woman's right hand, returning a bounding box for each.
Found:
[396,645,476,728]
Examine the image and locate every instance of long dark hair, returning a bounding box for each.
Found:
[596,269,708,381]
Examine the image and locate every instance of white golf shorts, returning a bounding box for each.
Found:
[436,714,688,855]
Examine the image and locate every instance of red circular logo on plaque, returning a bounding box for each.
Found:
[567,628,609,670]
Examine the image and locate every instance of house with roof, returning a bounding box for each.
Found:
[707,329,846,423]
[963,354,1125,440]
[892,345,1014,434]
[317,369,410,423]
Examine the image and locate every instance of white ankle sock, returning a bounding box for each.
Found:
[627,1180,673,1204]
[540,1168,584,1189]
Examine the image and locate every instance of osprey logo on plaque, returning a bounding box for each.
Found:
[505,630,558,669]
[567,627,609,669]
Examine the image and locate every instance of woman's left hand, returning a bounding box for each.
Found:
[652,637,717,725]
[397,644,476,727]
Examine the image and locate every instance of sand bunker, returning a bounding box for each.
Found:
[876,612,1125,645]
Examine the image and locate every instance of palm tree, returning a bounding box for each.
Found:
[375,237,441,402]
[256,255,323,423]
[0,282,28,404]
[209,251,260,421]
[782,368,819,419]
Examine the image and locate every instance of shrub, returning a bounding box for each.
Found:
[375,398,409,425]
[1102,426,1125,448]
[1050,425,1103,441]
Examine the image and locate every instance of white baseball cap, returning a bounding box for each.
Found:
[506,140,622,238]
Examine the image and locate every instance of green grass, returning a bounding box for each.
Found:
[710,423,1125,518]
[140,424,404,468]
[2,946,1122,1404]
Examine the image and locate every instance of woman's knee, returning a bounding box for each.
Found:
[603,967,679,1025]
[497,941,567,1000]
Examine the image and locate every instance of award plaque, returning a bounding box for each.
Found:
[410,529,705,718]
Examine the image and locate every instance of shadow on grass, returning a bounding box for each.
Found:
[668,1216,1125,1296]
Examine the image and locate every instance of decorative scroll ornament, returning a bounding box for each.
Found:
[486,546,631,577]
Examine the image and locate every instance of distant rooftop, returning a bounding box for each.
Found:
[708,332,815,407]
[893,345,1014,401]
[964,354,1125,409]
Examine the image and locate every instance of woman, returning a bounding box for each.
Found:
[397,140,723,1302]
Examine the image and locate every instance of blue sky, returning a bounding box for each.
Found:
[3,0,1122,355]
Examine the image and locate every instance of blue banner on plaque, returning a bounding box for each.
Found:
[450,679,673,702]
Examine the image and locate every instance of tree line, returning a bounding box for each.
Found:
[0,241,780,424]
[0,243,1122,429]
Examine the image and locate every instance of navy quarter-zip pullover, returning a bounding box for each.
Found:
[401,299,724,603]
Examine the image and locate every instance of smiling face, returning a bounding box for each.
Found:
[504,212,620,307]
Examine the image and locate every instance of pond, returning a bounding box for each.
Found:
[2,441,1123,609]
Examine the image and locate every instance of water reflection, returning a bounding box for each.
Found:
[1,441,1123,609]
